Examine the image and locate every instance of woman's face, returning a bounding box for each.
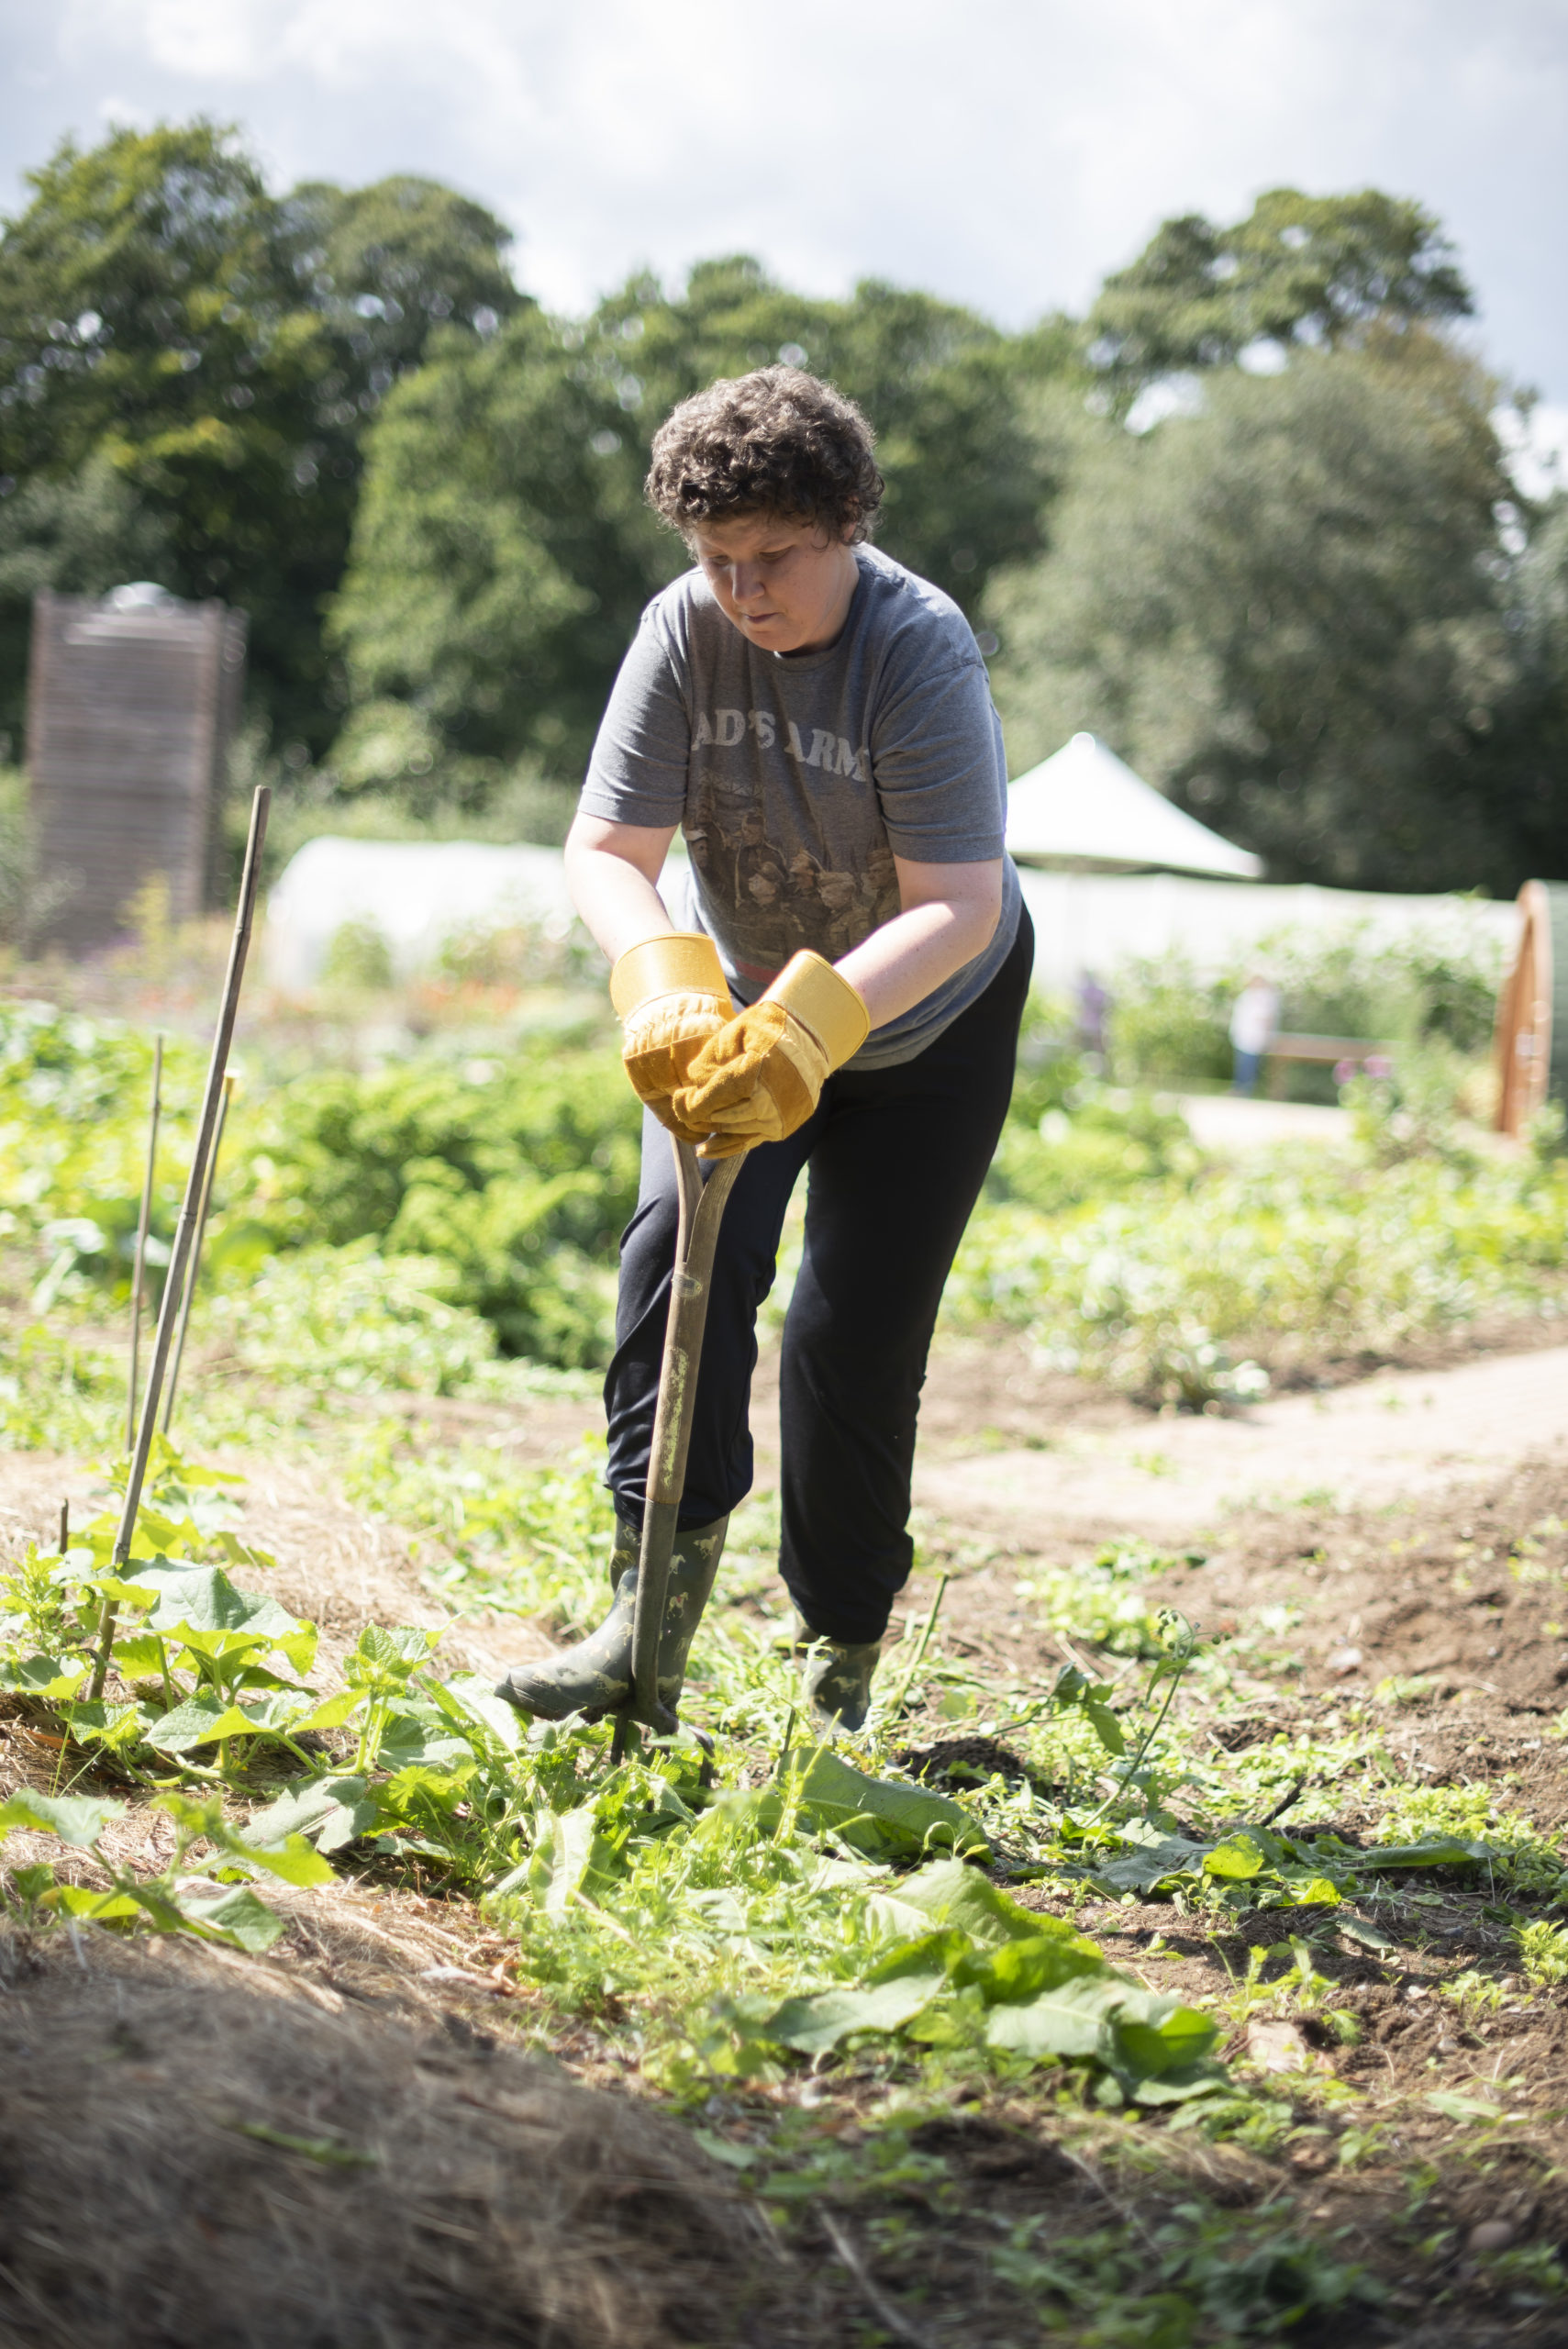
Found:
[691,512,858,655]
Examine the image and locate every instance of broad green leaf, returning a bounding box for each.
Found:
[175,1881,287,1952]
[346,1624,433,1687]
[108,1633,174,1681]
[228,1688,318,1732]
[893,1856,1078,1947]
[289,1689,362,1734]
[985,1974,1124,2060]
[531,1805,619,1914]
[1359,1838,1486,1871]
[863,1927,969,1987]
[57,1699,150,1753]
[161,1625,272,1666]
[144,1697,256,1752]
[1203,1834,1268,1882]
[1106,1995,1218,2079]
[0,1653,90,1700]
[378,1715,474,1771]
[776,1749,987,1859]
[765,1966,951,2054]
[431,1672,523,1753]
[45,1883,142,1923]
[246,1776,376,1852]
[1283,1875,1342,1907]
[1339,1912,1398,1952]
[1092,1835,1215,1896]
[97,1575,159,1610]
[1083,1698,1126,1756]
[1128,2064,1229,2107]
[0,1788,122,1847]
[960,1932,1107,2005]
[379,1760,474,1816]
[233,1831,335,1889]
[121,1561,316,1671]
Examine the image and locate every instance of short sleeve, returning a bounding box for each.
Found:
[578,609,691,829]
[869,650,1007,863]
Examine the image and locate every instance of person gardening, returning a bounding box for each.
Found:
[496,366,1031,1732]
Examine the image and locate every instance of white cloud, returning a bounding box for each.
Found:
[18,0,1568,397]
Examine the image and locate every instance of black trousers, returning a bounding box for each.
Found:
[604,906,1033,1645]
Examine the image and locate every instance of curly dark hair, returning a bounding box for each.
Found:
[645,367,884,543]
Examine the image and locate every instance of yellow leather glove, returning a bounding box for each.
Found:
[610,933,734,1140]
[672,952,871,1157]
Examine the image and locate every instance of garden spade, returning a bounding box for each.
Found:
[610,1133,748,1762]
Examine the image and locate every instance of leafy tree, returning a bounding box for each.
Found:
[590,256,1077,610]
[1088,189,1473,412]
[0,124,517,751]
[330,257,1075,787]
[327,303,663,793]
[281,173,519,379]
[984,335,1539,893]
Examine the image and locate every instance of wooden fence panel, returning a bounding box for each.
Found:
[26,585,247,952]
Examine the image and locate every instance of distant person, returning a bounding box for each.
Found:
[1229,973,1280,1096]
[1074,970,1110,1061]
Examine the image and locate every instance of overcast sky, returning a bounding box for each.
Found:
[5,0,1565,431]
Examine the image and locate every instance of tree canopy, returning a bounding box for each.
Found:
[328,259,1078,786]
[1087,189,1473,414]
[0,123,517,750]
[984,335,1556,893]
[1,120,1562,896]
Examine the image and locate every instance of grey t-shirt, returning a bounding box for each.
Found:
[578,544,1022,1069]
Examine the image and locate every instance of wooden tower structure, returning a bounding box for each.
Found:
[26,584,247,952]
[1494,880,1568,1136]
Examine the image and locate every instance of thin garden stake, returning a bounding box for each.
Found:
[161,1071,234,1434]
[88,787,271,1702]
[58,1501,68,1554]
[125,1033,164,1452]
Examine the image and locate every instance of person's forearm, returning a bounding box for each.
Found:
[836,894,999,1030]
[564,829,677,964]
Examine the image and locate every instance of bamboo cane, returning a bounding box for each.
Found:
[88,788,271,1702]
[125,1035,164,1452]
[161,1072,233,1435]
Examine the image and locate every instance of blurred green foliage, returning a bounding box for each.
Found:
[951,1138,1568,1406]
[0,996,636,1368]
[236,1048,639,1362]
[1099,919,1504,1090]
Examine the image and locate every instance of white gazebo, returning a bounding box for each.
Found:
[1006,732,1262,879]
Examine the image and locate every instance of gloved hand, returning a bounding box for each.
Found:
[610,933,734,1139]
[672,951,871,1156]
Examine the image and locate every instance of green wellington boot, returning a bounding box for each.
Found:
[784,1610,884,1733]
[495,1515,728,1721]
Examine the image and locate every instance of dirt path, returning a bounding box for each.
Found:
[915,1341,1568,1549]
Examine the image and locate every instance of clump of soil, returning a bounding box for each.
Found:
[0,1933,784,2349]
[896,1734,1039,1788]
